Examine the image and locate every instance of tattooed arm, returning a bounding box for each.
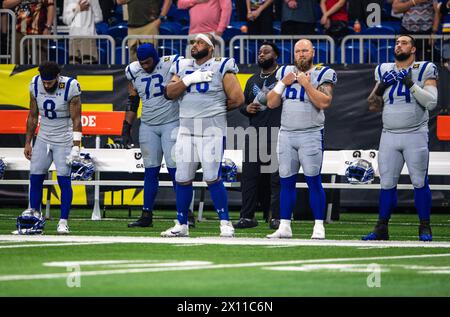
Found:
[24,93,39,160]
[69,95,82,147]
[368,83,384,113]
[306,81,334,110]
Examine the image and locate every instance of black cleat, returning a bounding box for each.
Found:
[419,221,432,241]
[362,221,389,241]
[269,218,280,230]
[128,211,153,228]
[233,218,258,229]
[188,210,196,228]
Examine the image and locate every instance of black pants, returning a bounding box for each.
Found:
[281,21,316,35]
[247,6,274,35]
[240,161,280,220]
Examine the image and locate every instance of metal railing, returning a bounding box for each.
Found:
[341,34,450,64]
[121,35,226,64]
[0,9,16,64]
[229,35,336,64]
[20,35,116,65]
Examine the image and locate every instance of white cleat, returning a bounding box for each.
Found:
[219,220,235,237]
[311,223,325,240]
[161,220,189,237]
[266,221,292,239]
[57,219,70,235]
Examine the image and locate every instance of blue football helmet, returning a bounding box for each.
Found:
[14,208,45,235]
[70,153,95,181]
[345,159,374,184]
[0,158,6,179]
[221,158,238,182]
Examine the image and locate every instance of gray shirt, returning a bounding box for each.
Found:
[282,0,317,23]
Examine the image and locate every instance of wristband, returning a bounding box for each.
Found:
[274,81,286,95]
[73,131,82,141]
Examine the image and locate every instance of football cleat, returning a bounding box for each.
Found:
[128,212,153,228]
[233,218,258,229]
[311,223,325,240]
[219,220,235,237]
[188,210,196,228]
[269,218,280,230]
[419,223,432,242]
[160,220,189,237]
[266,222,292,239]
[57,220,70,235]
[362,222,389,241]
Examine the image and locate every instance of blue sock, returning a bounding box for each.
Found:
[57,176,72,220]
[176,183,192,224]
[167,167,176,191]
[305,175,326,220]
[208,180,229,220]
[379,188,397,221]
[29,174,45,211]
[414,181,431,221]
[143,166,161,212]
[280,175,297,220]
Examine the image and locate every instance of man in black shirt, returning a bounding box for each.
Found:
[234,42,281,230]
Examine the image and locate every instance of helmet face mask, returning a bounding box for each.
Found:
[221,158,238,182]
[70,153,95,181]
[345,159,375,184]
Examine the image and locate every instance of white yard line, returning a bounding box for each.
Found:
[0,242,115,249]
[1,253,450,282]
[1,234,450,248]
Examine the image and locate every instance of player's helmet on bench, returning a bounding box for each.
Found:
[71,153,95,181]
[345,159,374,184]
[15,208,45,235]
[221,158,238,182]
[0,158,6,179]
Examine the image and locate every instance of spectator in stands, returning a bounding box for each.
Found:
[393,0,440,60]
[3,0,55,64]
[63,0,103,64]
[0,0,7,59]
[320,0,348,43]
[281,0,317,35]
[177,0,232,38]
[347,0,383,26]
[99,0,116,25]
[246,0,274,35]
[438,0,450,66]
[116,0,172,62]
[234,42,281,230]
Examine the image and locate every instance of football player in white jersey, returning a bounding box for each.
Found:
[123,43,183,228]
[163,33,244,237]
[364,35,438,241]
[19,61,82,235]
[266,39,337,240]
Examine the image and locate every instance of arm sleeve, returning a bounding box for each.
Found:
[217,0,232,33]
[422,62,438,81]
[62,0,78,26]
[374,65,381,82]
[92,0,103,23]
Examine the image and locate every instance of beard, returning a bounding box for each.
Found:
[395,51,411,62]
[295,58,313,72]
[44,82,58,93]
[257,57,275,70]
[192,47,209,60]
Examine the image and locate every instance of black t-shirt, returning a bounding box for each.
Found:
[240,68,282,129]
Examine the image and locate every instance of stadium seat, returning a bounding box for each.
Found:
[160,22,182,35]
[159,26,174,35]
[107,25,128,44]
[167,5,189,25]
[158,46,179,56]
[48,45,68,64]
[96,22,109,35]
[336,43,370,64]
[375,45,396,63]
[362,25,396,35]
[222,26,242,42]
[115,46,129,65]
[278,47,292,64]
[180,26,190,35]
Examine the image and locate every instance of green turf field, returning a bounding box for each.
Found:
[1,208,450,296]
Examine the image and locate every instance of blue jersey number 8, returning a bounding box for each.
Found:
[43,99,57,119]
